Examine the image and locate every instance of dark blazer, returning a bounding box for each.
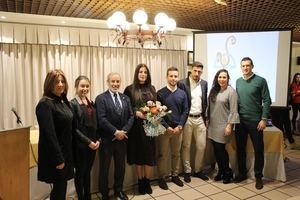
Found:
[35,93,74,183]
[70,97,98,148]
[178,77,208,119]
[95,90,134,141]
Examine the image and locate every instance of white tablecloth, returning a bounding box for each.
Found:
[226,126,286,182]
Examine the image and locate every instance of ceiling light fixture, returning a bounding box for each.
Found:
[214,0,227,6]
[106,9,176,47]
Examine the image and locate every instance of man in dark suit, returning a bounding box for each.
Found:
[95,72,134,200]
[177,61,209,182]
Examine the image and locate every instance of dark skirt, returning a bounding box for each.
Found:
[127,118,156,166]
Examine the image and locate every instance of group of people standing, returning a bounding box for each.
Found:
[35,56,271,200]
[36,73,100,200]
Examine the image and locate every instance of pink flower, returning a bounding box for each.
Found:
[147,100,154,107]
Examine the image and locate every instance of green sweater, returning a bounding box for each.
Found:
[236,74,272,121]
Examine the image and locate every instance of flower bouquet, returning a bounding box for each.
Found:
[140,100,171,137]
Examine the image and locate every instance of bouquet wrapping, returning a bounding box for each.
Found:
[140,101,171,137]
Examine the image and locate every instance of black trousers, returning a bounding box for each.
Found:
[211,139,230,174]
[74,147,96,200]
[235,120,264,178]
[292,103,300,131]
[99,139,127,196]
[50,180,67,200]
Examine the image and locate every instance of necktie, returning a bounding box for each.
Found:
[114,93,122,115]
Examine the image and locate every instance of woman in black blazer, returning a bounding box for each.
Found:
[70,75,100,200]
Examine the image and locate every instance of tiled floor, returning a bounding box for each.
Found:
[78,136,300,200]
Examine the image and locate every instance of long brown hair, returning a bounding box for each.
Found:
[43,69,70,107]
[292,73,300,85]
[208,69,230,102]
[133,64,152,87]
[131,63,155,104]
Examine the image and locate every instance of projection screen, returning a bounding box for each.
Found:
[194,30,292,106]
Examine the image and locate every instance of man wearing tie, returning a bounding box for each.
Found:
[95,72,134,200]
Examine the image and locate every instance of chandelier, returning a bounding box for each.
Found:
[214,0,227,6]
[106,9,176,47]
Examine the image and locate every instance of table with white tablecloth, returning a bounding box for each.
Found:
[226,126,286,182]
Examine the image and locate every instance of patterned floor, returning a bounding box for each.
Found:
[70,135,300,200]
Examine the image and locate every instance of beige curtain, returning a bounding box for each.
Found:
[0,44,187,129]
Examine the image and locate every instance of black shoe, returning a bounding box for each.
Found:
[289,137,295,144]
[138,179,146,195]
[194,171,209,181]
[255,178,264,190]
[233,174,247,183]
[101,194,109,200]
[144,177,152,194]
[115,191,128,200]
[211,163,216,170]
[171,176,184,187]
[158,178,168,190]
[214,172,223,181]
[184,173,191,183]
[222,169,233,184]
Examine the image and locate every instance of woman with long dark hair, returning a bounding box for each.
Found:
[124,64,157,194]
[207,69,239,184]
[290,73,300,133]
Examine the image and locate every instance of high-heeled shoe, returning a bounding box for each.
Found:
[138,179,146,194]
[143,177,152,194]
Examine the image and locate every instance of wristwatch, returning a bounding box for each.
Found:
[177,125,183,130]
[261,118,267,122]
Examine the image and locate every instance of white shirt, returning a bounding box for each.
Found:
[189,79,202,115]
[109,90,122,108]
[167,84,177,93]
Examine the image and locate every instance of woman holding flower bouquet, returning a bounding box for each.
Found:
[124,64,157,195]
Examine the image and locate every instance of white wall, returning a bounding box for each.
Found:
[291,43,300,81]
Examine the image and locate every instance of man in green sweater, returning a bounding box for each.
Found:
[234,57,271,190]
